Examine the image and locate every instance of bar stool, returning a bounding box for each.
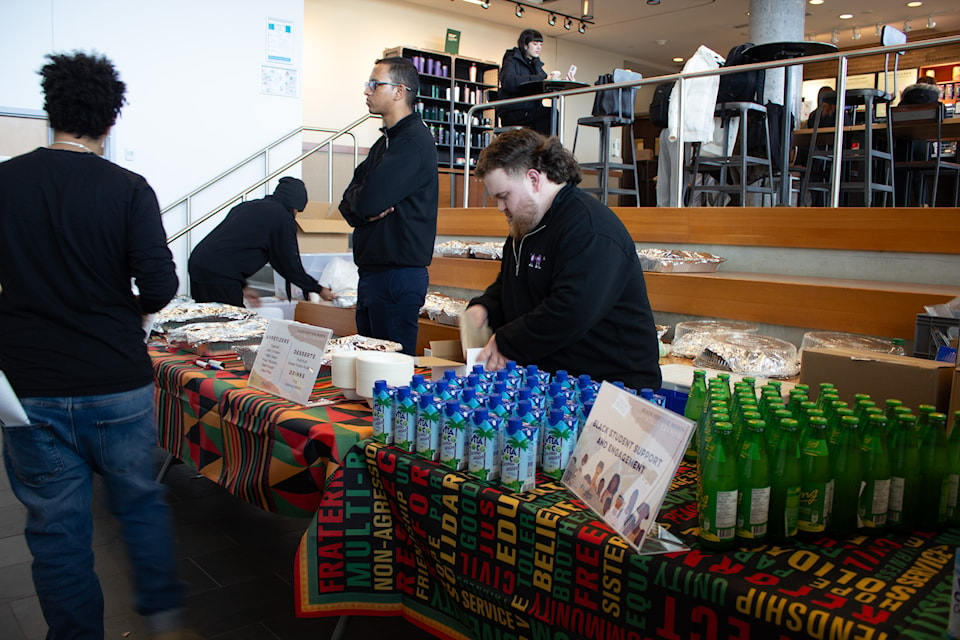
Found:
[799,89,895,207]
[685,101,776,206]
[572,115,641,205]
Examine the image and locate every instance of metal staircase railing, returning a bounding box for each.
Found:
[164,114,379,245]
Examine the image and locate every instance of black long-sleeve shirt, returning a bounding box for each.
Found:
[469,183,662,391]
[339,112,438,271]
[187,195,322,295]
[0,148,179,397]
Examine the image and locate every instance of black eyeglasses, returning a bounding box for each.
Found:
[363,80,409,92]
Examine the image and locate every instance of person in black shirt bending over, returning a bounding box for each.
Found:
[188,177,332,307]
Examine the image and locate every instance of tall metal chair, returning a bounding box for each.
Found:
[799,25,906,207]
[890,102,960,206]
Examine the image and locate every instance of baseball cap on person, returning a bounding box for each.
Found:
[273,176,308,211]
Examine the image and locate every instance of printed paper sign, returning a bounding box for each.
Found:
[248,319,332,405]
[563,382,695,552]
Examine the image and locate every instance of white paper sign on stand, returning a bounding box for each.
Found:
[248,319,333,406]
[563,382,695,554]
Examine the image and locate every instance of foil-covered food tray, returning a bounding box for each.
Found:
[434,240,477,258]
[470,241,503,261]
[693,332,800,379]
[637,249,725,273]
[167,318,269,356]
[153,298,258,333]
[421,292,467,326]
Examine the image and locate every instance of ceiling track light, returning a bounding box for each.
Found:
[927,16,936,29]
[581,0,593,20]
[903,19,912,32]
[511,2,594,33]
[875,23,882,36]
[830,30,839,44]
[852,27,861,40]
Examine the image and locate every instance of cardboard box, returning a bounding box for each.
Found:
[294,300,357,337]
[296,202,352,253]
[419,340,466,379]
[800,347,954,412]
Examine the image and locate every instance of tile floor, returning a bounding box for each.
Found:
[0,441,435,639]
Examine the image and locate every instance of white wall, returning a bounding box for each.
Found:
[0,0,305,291]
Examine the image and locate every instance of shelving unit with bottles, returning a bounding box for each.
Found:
[384,46,499,168]
[916,62,959,116]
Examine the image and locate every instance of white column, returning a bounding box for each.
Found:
[750,0,806,111]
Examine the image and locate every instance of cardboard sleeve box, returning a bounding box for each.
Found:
[800,347,954,413]
[296,202,352,253]
[294,300,357,337]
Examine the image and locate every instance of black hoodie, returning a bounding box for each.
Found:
[188,177,321,294]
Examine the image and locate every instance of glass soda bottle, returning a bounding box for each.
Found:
[769,417,801,542]
[947,410,960,527]
[888,413,920,533]
[698,421,738,551]
[736,419,770,546]
[916,412,949,531]
[827,415,862,538]
[858,413,891,534]
[798,416,833,537]
[683,369,708,462]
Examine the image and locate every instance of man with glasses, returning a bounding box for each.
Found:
[339,56,438,355]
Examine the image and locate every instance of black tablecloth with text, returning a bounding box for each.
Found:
[296,440,955,640]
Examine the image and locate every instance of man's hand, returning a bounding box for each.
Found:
[242,286,262,307]
[463,304,488,329]
[319,286,337,301]
[372,206,395,220]
[476,334,506,371]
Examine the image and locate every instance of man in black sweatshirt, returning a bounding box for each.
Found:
[339,56,438,355]
[464,129,662,391]
[188,177,329,307]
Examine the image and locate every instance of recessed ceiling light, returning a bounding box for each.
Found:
[672,57,684,63]
[809,0,824,5]
[839,13,854,19]
[906,1,923,7]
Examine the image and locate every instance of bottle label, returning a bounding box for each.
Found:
[700,489,737,542]
[889,476,906,521]
[737,486,770,539]
[860,478,890,528]
[799,481,830,532]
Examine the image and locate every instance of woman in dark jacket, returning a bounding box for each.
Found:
[497,29,553,135]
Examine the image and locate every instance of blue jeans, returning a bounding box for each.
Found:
[2,383,184,639]
[356,267,428,355]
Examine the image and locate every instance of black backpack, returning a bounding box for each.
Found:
[649,82,673,128]
[717,43,764,103]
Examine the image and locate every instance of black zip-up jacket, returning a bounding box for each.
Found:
[469,183,662,391]
[498,47,547,116]
[339,112,439,271]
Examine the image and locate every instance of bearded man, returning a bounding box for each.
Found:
[463,129,661,391]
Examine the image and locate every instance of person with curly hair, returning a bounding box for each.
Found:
[463,129,661,391]
[0,51,200,639]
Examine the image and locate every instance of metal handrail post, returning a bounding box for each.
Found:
[829,57,849,208]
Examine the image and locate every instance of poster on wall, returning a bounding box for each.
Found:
[266,17,295,64]
[260,64,299,98]
[563,382,695,554]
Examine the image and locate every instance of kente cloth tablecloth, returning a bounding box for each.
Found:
[150,347,373,517]
[296,440,955,640]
